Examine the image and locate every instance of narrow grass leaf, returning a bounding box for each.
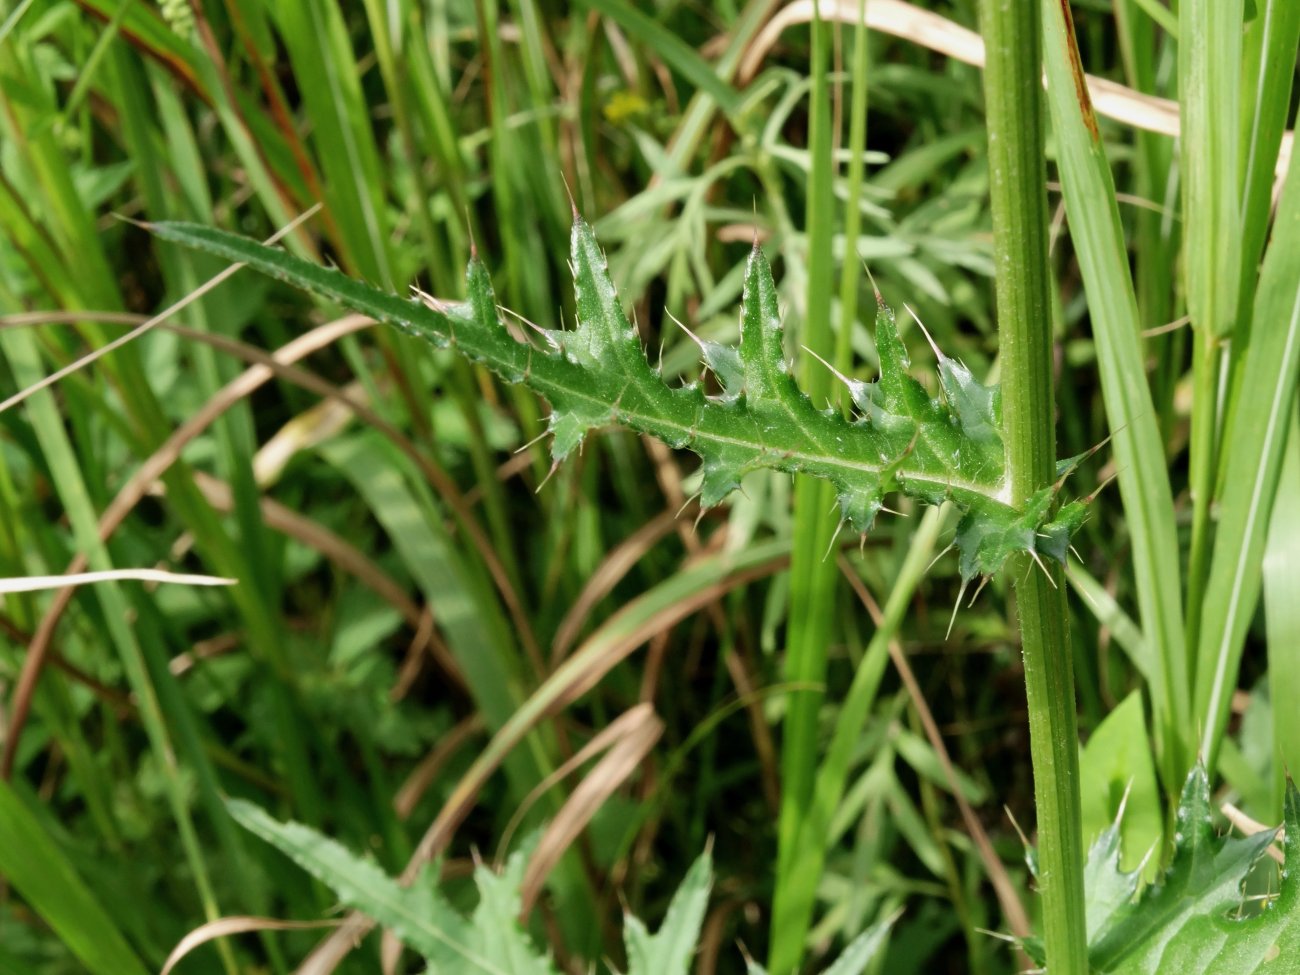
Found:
[1238,0,1300,315]
[1042,0,1190,782]
[1178,0,1243,338]
[0,569,235,593]
[1193,133,1300,773]
[1264,412,1300,811]
[0,780,149,975]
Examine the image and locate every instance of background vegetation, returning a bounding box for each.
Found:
[0,1,1295,973]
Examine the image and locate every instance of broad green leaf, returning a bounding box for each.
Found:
[458,844,559,975]
[229,797,895,974]
[1086,768,1298,973]
[1079,692,1163,878]
[1082,813,1144,943]
[821,914,898,975]
[1022,769,1298,972]
[152,218,1088,584]
[0,780,149,975]
[620,852,711,975]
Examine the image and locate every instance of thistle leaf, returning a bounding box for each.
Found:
[227,805,895,975]
[620,851,711,975]
[151,216,1088,581]
[1023,768,1300,973]
[226,798,524,971]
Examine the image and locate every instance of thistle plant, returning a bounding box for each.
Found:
[152,202,1300,975]
[7,2,1300,973]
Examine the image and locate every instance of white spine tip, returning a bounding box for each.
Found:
[904,303,944,362]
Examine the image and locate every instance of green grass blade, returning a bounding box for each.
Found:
[1041,0,1190,783]
[1238,0,1300,310]
[0,780,149,975]
[770,7,840,970]
[1193,136,1300,775]
[778,505,943,962]
[1178,0,1243,339]
[1180,0,1246,630]
[661,0,781,178]
[576,0,741,117]
[267,0,394,285]
[1265,410,1300,814]
[318,434,530,738]
[0,327,229,963]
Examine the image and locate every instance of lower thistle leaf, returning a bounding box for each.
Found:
[226,802,895,975]
[1021,768,1300,973]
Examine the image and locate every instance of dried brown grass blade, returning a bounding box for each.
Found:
[162,916,339,975]
[1221,801,1286,865]
[497,703,660,866]
[381,706,663,974]
[519,706,663,913]
[551,508,684,665]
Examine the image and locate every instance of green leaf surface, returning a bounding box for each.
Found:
[1193,108,1300,773]
[620,852,711,975]
[1264,412,1300,811]
[1042,0,1190,785]
[151,218,1088,583]
[0,780,149,975]
[745,913,895,975]
[228,798,555,974]
[230,795,896,974]
[1079,692,1163,878]
[1085,768,1298,973]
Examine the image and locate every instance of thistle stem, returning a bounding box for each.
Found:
[980,1,1088,972]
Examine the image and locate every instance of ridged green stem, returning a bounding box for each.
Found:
[980,2,1087,973]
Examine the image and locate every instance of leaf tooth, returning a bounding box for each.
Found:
[569,214,647,375]
[834,481,883,534]
[738,244,789,401]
